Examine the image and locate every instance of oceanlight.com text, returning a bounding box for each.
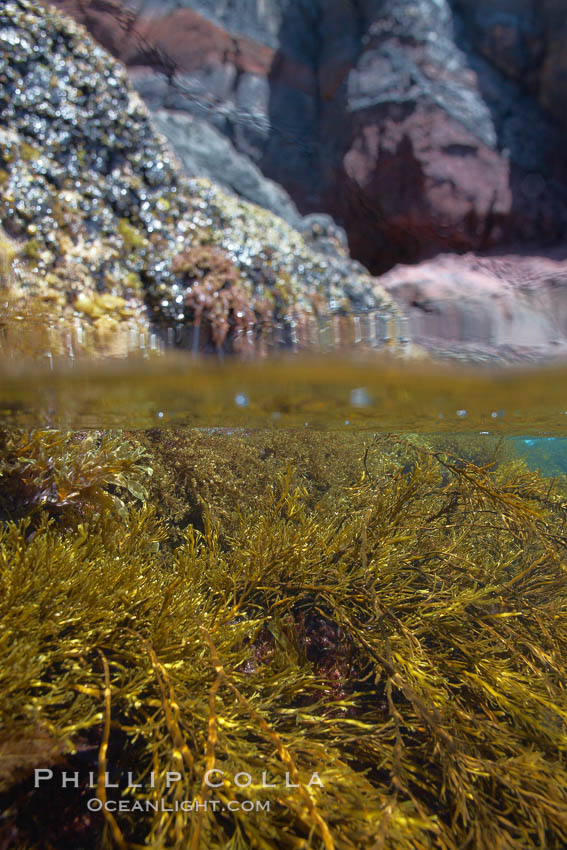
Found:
[87,798,271,813]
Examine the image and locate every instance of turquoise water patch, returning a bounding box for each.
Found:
[511,436,567,477]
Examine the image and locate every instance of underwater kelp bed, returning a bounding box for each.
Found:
[1,429,567,849]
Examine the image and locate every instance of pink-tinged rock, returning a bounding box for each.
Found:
[45,0,567,277]
[340,104,513,271]
[47,1,274,75]
[379,251,567,359]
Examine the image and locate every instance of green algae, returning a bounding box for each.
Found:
[118,220,148,254]
[0,225,17,286]
[19,142,40,163]
[21,238,41,262]
[1,428,567,848]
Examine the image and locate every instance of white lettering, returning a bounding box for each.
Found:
[126,771,142,789]
[104,772,118,788]
[285,773,299,788]
[234,772,252,788]
[165,771,182,788]
[61,771,79,788]
[34,769,53,787]
[204,769,224,788]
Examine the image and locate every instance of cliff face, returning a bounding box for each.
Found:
[453,0,567,129]
[49,0,567,274]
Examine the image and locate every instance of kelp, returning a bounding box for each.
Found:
[424,432,516,470]
[1,429,567,849]
[131,428,366,544]
[0,430,152,524]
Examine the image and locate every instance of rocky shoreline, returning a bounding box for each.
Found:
[0,0,403,361]
[2,0,567,363]
[44,0,567,364]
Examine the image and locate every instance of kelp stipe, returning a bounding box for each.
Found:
[1,430,567,848]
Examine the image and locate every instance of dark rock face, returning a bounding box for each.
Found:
[453,0,567,131]
[48,0,567,276]
[150,109,303,227]
[328,0,567,271]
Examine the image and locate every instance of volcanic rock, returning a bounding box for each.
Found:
[47,0,567,274]
[380,251,567,363]
[0,0,400,359]
[453,0,567,131]
[150,109,303,227]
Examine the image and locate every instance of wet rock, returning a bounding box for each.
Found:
[150,109,303,228]
[47,0,567,275]
[453,0,567,131]
[0,0,399,358]
[326,0,567,271]
[380,250,567,363]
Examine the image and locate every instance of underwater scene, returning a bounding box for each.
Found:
[5,376,567,850]
[4,1,567,849]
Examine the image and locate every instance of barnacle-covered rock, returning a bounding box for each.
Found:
[0,0,403,359]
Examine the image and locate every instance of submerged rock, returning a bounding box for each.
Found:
[0,0,401,359]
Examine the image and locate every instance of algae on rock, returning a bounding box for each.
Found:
[0,0,403,361]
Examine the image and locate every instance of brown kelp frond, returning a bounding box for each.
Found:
[425,432,516,470]
[1,429,567,848]
[131,427,366,543]
[0,429,153,523]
